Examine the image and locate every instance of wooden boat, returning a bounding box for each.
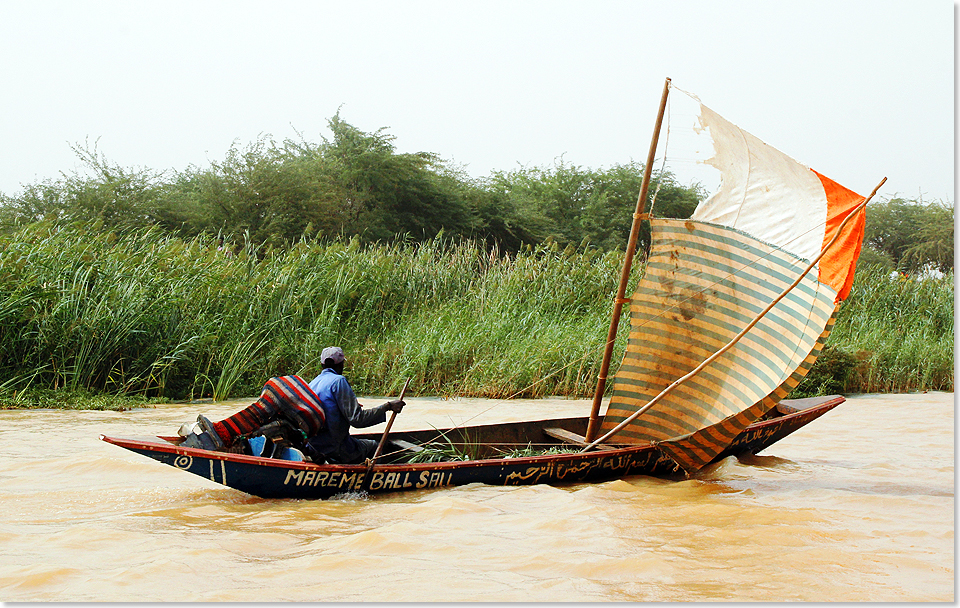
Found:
[102,78,883,499]
[100,395,841,500]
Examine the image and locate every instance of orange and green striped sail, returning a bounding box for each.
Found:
[599,95,866,474]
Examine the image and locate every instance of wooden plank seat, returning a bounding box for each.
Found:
[543,427,618,450]
[389,438,424,453]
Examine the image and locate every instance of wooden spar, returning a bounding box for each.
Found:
[582,176,887,453]
[362,378,411,487]
[584,77,672,443]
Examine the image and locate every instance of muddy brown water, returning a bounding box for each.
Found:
[0,392,952,601]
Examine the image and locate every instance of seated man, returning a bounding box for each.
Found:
[306,346,404,464]
[180,347,403,465]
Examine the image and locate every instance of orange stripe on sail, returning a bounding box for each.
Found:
[812,169,865,301]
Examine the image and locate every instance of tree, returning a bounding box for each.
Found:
[0,142,161,231]
[864,197,954,273]
[154,116,483,248]
[580,163,701,255]
[487,160,701,254]
[902,202,954,273]
[157,136,345,247]
[318,115,478,243]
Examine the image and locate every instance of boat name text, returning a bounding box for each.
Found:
[283,468,453,491]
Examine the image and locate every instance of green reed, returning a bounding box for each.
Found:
[0,223,952,407]
[830,265,954,393]
[0,223,628,402]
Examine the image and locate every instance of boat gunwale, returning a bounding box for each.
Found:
[99,395,845,473]
[100,432,661,473]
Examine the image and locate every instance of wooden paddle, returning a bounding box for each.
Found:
[362,378,411,490]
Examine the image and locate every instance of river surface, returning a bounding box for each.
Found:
[0,392,952,602]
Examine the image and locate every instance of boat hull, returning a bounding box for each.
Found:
[100,395,843,499]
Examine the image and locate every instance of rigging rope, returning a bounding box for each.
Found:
[377,206,846,463]
[378,89,866,460]
[645,89,672,218]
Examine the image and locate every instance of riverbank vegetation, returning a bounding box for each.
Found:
[0,223,951,409]
[0,116,701,255]
[0,117,952,409]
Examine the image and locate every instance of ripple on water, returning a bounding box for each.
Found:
[0,393,953,602]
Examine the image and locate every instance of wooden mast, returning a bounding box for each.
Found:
[581,177,887,453]
[584,77,671,443]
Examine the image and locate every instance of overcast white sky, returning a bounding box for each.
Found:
[0,0,954,204]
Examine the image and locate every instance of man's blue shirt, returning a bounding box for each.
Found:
[306,368,387,463]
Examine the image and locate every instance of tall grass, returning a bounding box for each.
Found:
[0,223,630,401]
[0,222,952,406]
[830,265,954,393]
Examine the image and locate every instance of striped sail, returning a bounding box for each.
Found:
[653,309,839,469]
[598,93,867,473]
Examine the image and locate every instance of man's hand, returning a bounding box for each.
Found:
[384,399,405,413]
